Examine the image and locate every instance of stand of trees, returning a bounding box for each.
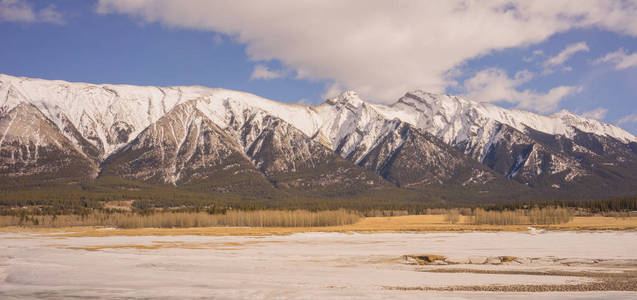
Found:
[0,176,635,217]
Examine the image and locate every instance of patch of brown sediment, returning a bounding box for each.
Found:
[385,269,637,292]
[66,244,166,251]
[418,268,637,278]
[498,256,517,263]
[404,254,447,265]
[383,278,637,292]
[334,264,358,268]
[63,244,242,251]
[405,254,523,266]
[2,215,636,237]
[405,254,637,267]
[53,239,284,251]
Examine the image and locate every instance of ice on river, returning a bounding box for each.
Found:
[0,231,635,299]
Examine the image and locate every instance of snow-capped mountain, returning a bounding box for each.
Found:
[1,74,636,200]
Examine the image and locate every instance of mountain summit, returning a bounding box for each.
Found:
[1,74,636,201]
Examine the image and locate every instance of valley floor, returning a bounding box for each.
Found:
[0,223,636,299]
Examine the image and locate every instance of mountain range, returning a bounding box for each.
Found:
[1,74,636,204]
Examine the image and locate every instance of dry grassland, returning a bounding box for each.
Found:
[2,214,635,237]
[0,209,360,228]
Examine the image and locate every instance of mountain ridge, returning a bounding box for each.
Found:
[1,73,636,202]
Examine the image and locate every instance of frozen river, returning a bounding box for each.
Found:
[1,231,635,299]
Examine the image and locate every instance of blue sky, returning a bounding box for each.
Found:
[1,0,636,134]
[0,1,327,103]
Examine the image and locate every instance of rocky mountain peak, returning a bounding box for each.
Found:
[325,90,364,108]
[396,90,458,105]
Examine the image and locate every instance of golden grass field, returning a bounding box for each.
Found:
[2,215,636,237]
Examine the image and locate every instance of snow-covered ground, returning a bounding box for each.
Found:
[0,231,635,299]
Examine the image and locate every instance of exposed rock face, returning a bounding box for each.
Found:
[100,102,260,189]
[0,102,98,182]
[481,125,588,186]
[1,74,636,200]
[357,121,498,187]
[101,100,387,195]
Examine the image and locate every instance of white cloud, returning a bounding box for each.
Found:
[96,0,637,103]
[618,113,637,125]
[38,4,62,24]
[544,42,589,67]
[0,0,33,22]
[523,49,544,62]
[580,107,608,120]
[0,0,63,24]
[464,68,580,113]
[250,65,284,80]
[595,48,637,70]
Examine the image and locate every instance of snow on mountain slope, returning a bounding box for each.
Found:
[394,91,635,142]
[309,91,400,162]
[171,88,393,165]
[100,98,387,192]
[0,74,335,170]
[200,89,321,137]
[551,109,636,143]
[0,74,218,159]
[2,74,635,170]
[99,99,278,194]
[373,91,636,161]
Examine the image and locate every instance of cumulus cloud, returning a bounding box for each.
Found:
[618,113,637,125]
[96,0,637,103]
[0,0,63,24]
[595,48,637,70]
[544,42,589,67]
[250,64,285,80]
[580,107,608,120]
[464,68,580,113]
